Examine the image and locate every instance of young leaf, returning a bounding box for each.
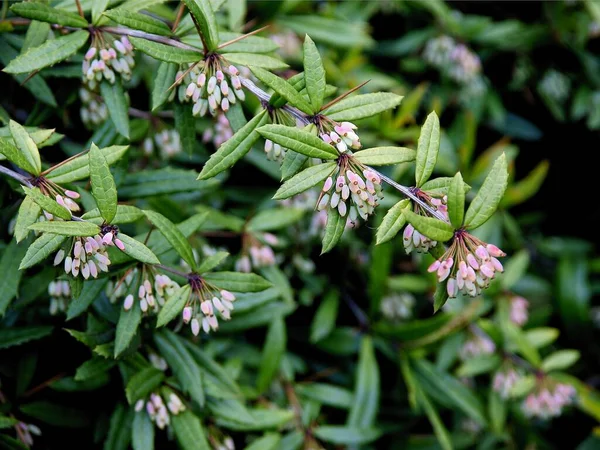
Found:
[353,147,415,166]
[143,210,196,269]
[403,209,454,242]
[257,125,338,160]
[156,285,191,327]
[116,234,161,265]
[103,10,172,36]
[198,110,268,179]
[221,53,288,70]
[256,315,286,392]
[152,62,177,111]
[10,3,89,28]
[171,411,211,450]
[322,92,403,121]
[421,177,471,197]
[447,172,465,228]
[100,80,129,139]
[250,67,314,115]
[45,145,129,184]
[14,196,41,243]
[541,350,580,372]
[23,187,72,221]
[321,211,346,254]
[3,30,89,74]
[202,272,272,292]
[129,36,202,64]
[125,367,166,404]
[464,153,508,230]
[89,143,118,223]
[19,233,66,270]
[196,251,228,273]
[375,199,410,245]
[28,221,100,237]
[348,336,380,427]
[132,412,154,450]
[415,112,440,187]
[273,161,336,200]
[8,120,41,175]
[303,35,326,111]
[82,205,143,225]
[182,0,219,51]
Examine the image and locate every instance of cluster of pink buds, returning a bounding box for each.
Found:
[53,234,114,279]
[144,129,182,159]
[320,121,361,153]
[403,193,448,254]
[522,382,576,420]
[492,366,521,399]
[82,36,135,90]
[509,295,529,326]
[236,233,278,272]
[33,178,81,219]
[459,331,496,360]
[264,139,286,162]
[428,231,506,298]
[317,155,383,223]
[16,422,41,448]
[135,392,185,430]
[108,268,179,313]
[179,60,247,117]
[423,36,482,85]
[48,279,71,315]
[79,86,108,127]
[202,114,233,148]
[182,276,237,336]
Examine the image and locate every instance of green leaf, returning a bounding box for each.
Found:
[14,196,41,243]
[296,383,353,409]
[502,160,549,208]
[348,336,380,427]
[198,110,268,179]
[244,433,281,450]
[3,30,89,74]
[322,92,403,121]
[19,402,89,428]
[10,3,89,28]
[19,233,66,270]
[0,326,53,349]
[202,272,272,292]
[525,327,559,349]
[353,146,415,166]
[92,0,110,24]
[223,53,288,70]
[23,187,71,220]
[171,411,211,450]
[28,221,100,236]
[114,286,143,357]
[280,150,308,181]
[247,208,305,232]
[302,35,326,111]
[156,284,191,327]
[541,350,580,372]
[126,367,166,404]
[67,278,109,320]
[256,315,286,392]
[116,234,161,265]
[309,291,339,343]
[278,15,374,49]
[103,9,171,35]
[196,251,228,274]
[143,210,195,268]
[321,211,346,254]
[456,354,501,377]
[0,240,28,315]
[129,36,202,64]
[415,112,440,187]
[433,282,448,313]
[100,80,129,139]
[152,62,177,111]
[415,385,453,450]
[375,199,410,245]
[464,153,508,229]
[132,412,154,450]
[174,101,196,155]
[250,67,314,115]
[218,32,278,53]
[75,356,115,381]
[500,250,529,290]
[258,125,338,160]
[182,0,219,51]
[421,177,471,196]
[8,120,41,175]
[104,404,131,450]
[447,172,465,228]
[82,205,143,225]
[46,145,129,184]
[403,209,454,242]
[89,143,118,223]
[313,426,382,446]
[273,162,336,200]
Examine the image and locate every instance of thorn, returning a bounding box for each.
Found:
[320,80,370,112]
[217,25,270,50]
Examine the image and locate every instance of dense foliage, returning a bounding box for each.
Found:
[0,1,599,449]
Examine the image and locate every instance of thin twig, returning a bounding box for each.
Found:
[319,80,369,112]
[102,27,202,52]
[241,79,310,125]
[172,2,185,32]
[0,165,32,187]
[74,0,84,18]
[217,25,270,50]
[155,264,190,279]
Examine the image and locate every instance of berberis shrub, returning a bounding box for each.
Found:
[0,1,598,449]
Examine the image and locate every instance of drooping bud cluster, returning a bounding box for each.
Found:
[423,36,482,85]
[79,86,108,127]
[509,295,529,326]
[522,382,576,420]
[182,276,237,336]
[48,279,71,315]
[428,231,506,298]
[135,392,185,430]
[16,422,41,448]
[33,177,81,220]
[459,331,496,360]
[178,57,248,116]
[108,268,179,314]
[317,154,383,224]
[81,36,135,90]
[403,192,448,254]
[53,233,116,279]
[236,233,278,272]
[492,366,521,399]
[538,69,571,104]
[142,129,182,159]
[319,121,361,153]
[380,293,415,321]
[149,352,168,371]
[202,113,233,148]
[264,139,286,162]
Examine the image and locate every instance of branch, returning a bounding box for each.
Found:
[0,165,32,187]
[241,79,310,125]
[102,27,202,52]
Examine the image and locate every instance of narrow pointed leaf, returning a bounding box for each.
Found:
[183,0,219,51]
[171,411,210,450]
[19,233,66,270]
[156,285,191,327]
[247,208,305,231]
[143,210,195,269]
[174,101,196,155]
[322,92,403,121]
[152,62,177,111]
[100,80,129,139]
[250,67,314,114]
[403,209,454,242]
[8,120,41,175]
[0,240,29,316]
[273,161,336,200]
[256,315,286,392]
[303,35,326,110]
[415,112,440,187]
[375,199,410,245]
[348,336,380,427]
[196,251,229,273]
[14,196,41,243]
[321,211,346,254]
[67,278,109,320]
[10,3,88,28]
[353,147,415,166]
[125,367,165,404]
[447,172,465,228]
[132,412,154,450]
[258,125,338,160]
[82,205,143,225]
[92,0,110,24]
[89,143,118,223]
[114,273,143,358]
[129,36,202,64]
[28,221,100,236]
[202,272,271,292]
[23,187,72,220]
[116,233,160,265]
[103,9,171,35]
[280,150,308,180]
[46,145,129,184]
[221,53,288,70]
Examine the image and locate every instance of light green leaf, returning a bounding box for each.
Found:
[202,272,271,292]
[46,145,129,184]
[0,326,53,349]
[196,251,229,274]
[321,211,346,254]
[198,110,268,179]
[3,30,89,74]
[313,426,382,446]
[182,0,219,51]
[277,15,374,49]
[171,411,210,450]
[89,143,118,223]
[273,162,336,200]
[152,62,177,111]
[244,433,280,450]
[421,177,471,196]
[456,354,501,378]
[348,336,380,427]
[403,209,454,242]
[8,120,41,175]
[353,146,415,166]
[375,199,410,245]
[156,285,191,327]
[14,196,41,243]
[280,150,308,181]
[447,172,465,228]
[74,357,116,381]
[247,208,305,232]
[524,327,559,349]
[129,36,202,64]
[114,279,143,357]
[19,233,66,270]
[23,187,72,220]
[126,367,166,404]
[322,92,403,121]
[28,221,100,236]
[256,315,286,392]
[143,210,195,269]
[309,291,339,343]
[174,101,196,155]
[500,250,529,290]
[464,153,508,230]
[10,3,89,28]
[103,9,171,35]
[117,234,161,265]
[416,385,453,450]
[132,411,154,450]
[67,278,109,320]
[296,383,353,409]
[250,67,314,114]
[82,205,143,225]
[100,80,129,139]
[303,35,325,111]
[218,32,278,53]
[415,112,440,187]
[92,0,110,24]
[222,53,288,70]
[258,124,338,160]
[541,350,580,372]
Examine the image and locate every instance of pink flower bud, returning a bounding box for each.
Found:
[466,253,479,270]
[323,177,333,192]
[182,306,192,323]
[428,260,441,272]
[191,318,200,336]
[114,238,125,250]
[54,249,65,266]
[124,294,134,311]
[220,290,235,302]
[338,200,347,216]
[228,65,239,76]
[486,244,505,257]
[85,47,97,60]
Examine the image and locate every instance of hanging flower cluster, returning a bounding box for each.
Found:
[182,275,237,336]
[459,331,496,360]
[319,120,361,153]
[428,231,505,298]
[492,366,521,399]
[134,392,186,430]
[81,35,135,90]
[142,129,182,159]
[107,268,179,314]
[509,295,529,326]
[403,192,448,254]
[54,235,113,279]
[202,113,233,148]
[236,233,278,273]
[79,86,108,127]
[522,381,576,419]
[48,279,71,315]
[423,35,482,85]
[33,178,81,218]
